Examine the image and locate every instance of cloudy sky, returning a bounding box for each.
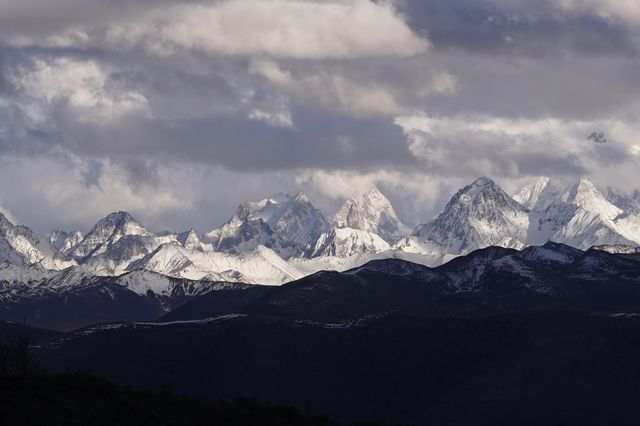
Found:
[1,0,640,234]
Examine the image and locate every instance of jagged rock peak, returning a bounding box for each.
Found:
[561,178,622,220]
[0,211,15,230]
[412,176,529,255]
[96,211,138,226]
[50,228,84,254]
[562,178,601,202]
[451,177,508,200]
[293,191,311,204]
[177,229,204,251]
[82,210,150,240]
[69,211,151,260]
[513,176,552,210]
[332,187,407,243]
[472,176,494,187]
[177,229,199,241]
[452,177,521,206]
[206,191,330,259]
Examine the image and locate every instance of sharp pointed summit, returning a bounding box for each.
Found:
[332,187,408,243]
[561,178,622,221]
[293,191,311,204]
[410,177,529,255]
[70,211,151,261]
[513,176,558,211]
[177,229,204,252]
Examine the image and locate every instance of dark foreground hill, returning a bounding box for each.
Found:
[171,243,640,322]
[7,243,640,424]
[0,373,336,426]
[5,242,640,331]
[34,310,640,425]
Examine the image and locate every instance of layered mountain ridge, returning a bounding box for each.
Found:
[1,176,640,288]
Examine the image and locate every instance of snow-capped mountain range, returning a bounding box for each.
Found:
[2,176,640,289]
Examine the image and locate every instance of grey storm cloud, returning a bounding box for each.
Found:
[0,0,639,233]
[395,0,639,57]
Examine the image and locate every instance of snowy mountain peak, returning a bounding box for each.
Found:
[50,228,84,254]
[411,177,529,255]
[206,192,330,259]
[293,191,311,204]
[269,192,290,203]
[177,229,204,251]
[97,211,139,227]
[332,187,407,243]
[234,193,308,228]
[513,176,554,210]
[470,176,494,188]
[2,176,640,287]
[70,211,151,260]
[455,177,510,200]
[0,213,61,267]
[453,177,521,207]
[561,178,622,220]
[97,211,148,235]
[366,187,383,196]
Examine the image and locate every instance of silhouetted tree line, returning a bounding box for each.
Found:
[0,323,347,425]
[0,322,37,379]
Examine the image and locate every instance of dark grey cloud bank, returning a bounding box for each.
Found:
[0,0,639,233]
[397,0,639,57]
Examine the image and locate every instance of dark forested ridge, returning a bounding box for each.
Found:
[20,310,640,425]
[0,373,338,426]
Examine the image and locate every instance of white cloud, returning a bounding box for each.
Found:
[156,0,428,59]
[0,156,308,233]
[249,59,405,116]
[248,109,293,128]
[418,73,460,97]
[0,156,192,232]
[2,0,640,234]
[6,0,429,60]
[395,113,640,182]
[247,60,459,117]
[10,58,150,123]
